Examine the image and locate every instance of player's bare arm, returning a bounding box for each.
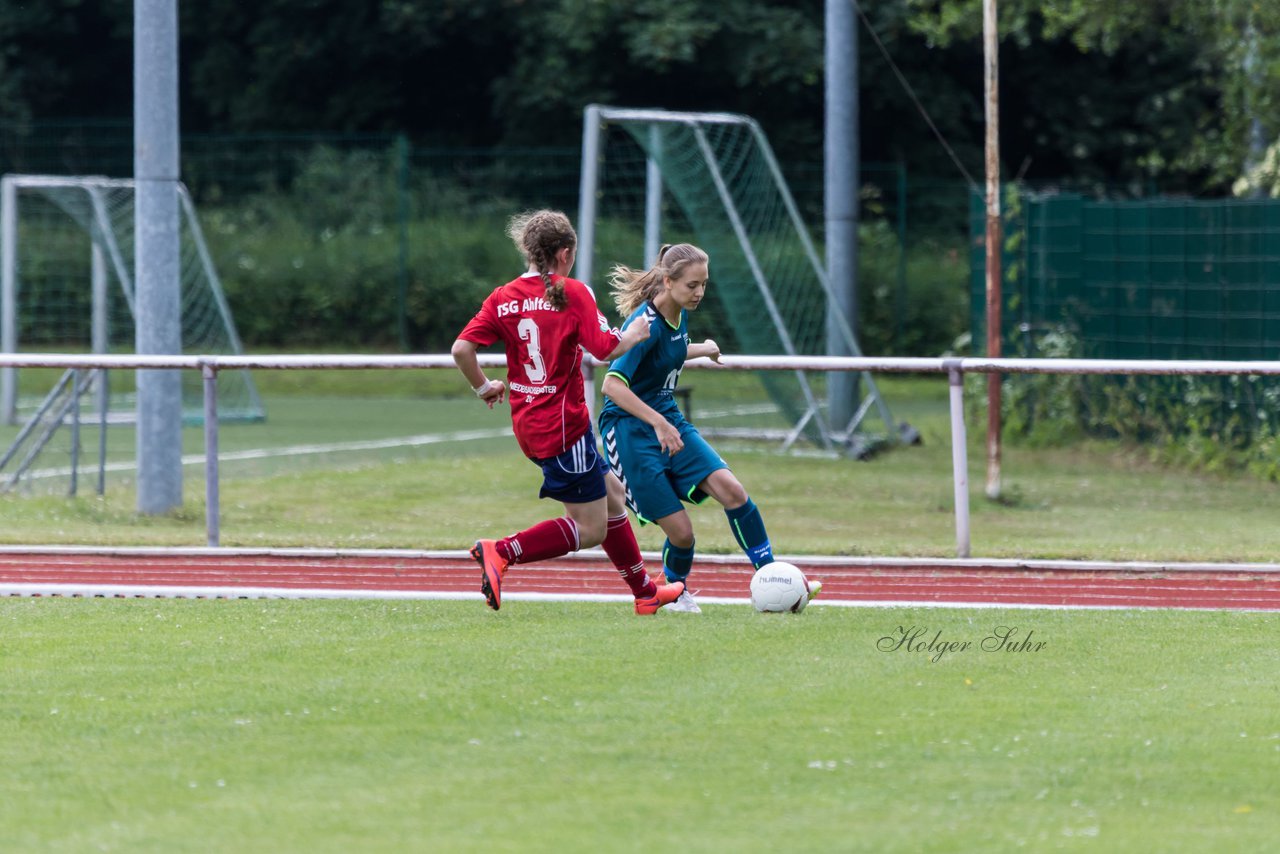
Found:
[450,338,506,408]
[601,374,685,455]
[685,339,721,362]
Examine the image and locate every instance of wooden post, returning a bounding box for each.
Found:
[983,0,1002,499]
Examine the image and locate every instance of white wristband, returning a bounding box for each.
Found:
[473,381,491,397]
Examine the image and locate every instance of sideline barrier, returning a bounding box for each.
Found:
[6,352,1280,553]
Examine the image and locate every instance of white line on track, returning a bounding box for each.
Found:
[4,582,1269,611]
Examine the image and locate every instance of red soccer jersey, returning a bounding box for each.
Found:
[458,273,622,459]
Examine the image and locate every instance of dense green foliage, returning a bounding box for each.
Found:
[974,328,1280,482]
[3,1,1278,192]
[200,150,517,349]
[194,146,968,353]
[909,0,1280,191]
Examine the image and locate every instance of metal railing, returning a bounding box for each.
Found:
[6,352,1280,553]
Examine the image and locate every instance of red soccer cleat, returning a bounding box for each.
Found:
[471,539,509,610]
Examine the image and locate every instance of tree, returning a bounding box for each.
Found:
[906,0,1280,191]
[0,0,130,124]
[1,0,1271,194]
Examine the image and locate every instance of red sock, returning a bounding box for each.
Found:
[602,513,656,599]
[498,517,579,565]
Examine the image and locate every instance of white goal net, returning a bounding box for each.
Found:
[0,174,263,424]
[576,106,900,453]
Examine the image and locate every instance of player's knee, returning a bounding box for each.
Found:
[721,481,749,509]
[604,491,627,518]
[577,521,607,549]
[665,528,694,550]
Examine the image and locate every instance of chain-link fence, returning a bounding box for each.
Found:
[2,120,971,353]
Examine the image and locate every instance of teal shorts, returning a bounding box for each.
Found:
[599,409,728,524]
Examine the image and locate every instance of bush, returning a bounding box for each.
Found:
[202,147,523,350]
[857,219,969,356]
[964,326,1280,480]
[200,145,970,355]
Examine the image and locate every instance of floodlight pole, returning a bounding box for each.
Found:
[135,0,184,513]
[983,0,1003,500]
[825,0,859,431]
[1,177,16,424]
[577,104,603,423]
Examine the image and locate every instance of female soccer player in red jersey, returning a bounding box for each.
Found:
[451,209,685,614]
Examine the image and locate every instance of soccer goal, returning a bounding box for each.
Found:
[0,174,264,425]
[576,106,900,453]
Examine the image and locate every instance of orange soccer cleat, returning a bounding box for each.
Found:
[471,539,510,611]
[634,581,686,615]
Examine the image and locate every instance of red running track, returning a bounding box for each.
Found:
[3,550,1280,610]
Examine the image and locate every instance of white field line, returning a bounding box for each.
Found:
[695,402,779,419]
[17,403,763,484]
[20,427,513,482]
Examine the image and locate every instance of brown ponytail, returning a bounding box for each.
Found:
[508,209,575,310]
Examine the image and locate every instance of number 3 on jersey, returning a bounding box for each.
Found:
[517,317,547,384]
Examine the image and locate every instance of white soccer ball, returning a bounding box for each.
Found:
[750,561,811,613]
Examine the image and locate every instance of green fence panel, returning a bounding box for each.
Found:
[974,190,1280,361]
[1147,202,1185,356]
[972,189,1280,449]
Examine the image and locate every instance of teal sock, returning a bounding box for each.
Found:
[726,498,773,568]
[662,538,695,583]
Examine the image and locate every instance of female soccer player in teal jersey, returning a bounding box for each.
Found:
[598,243,777,613]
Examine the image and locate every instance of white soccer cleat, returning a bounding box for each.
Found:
[807,579,823,601]
[663,589,702,614]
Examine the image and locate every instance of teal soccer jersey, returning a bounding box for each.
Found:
[599,301,728,523]
[601,302,688,417]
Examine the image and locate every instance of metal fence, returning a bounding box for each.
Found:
[0,121,966,240]
[1,121,971,353]
[6,352,1280,558]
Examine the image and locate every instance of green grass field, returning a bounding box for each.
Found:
[2,600,1275,852]
[4,371,1279,851]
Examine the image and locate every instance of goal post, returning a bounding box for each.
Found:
[577,105,901,453]
[0,174,264,425]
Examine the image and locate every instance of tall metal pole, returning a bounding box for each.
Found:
[983,0,1003,499]
[203,364,220,547]
[1,177,17,424]
[577,105,603,423]
[135,0,184,513]
[644,125,663,266]
[825,0,859,433]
